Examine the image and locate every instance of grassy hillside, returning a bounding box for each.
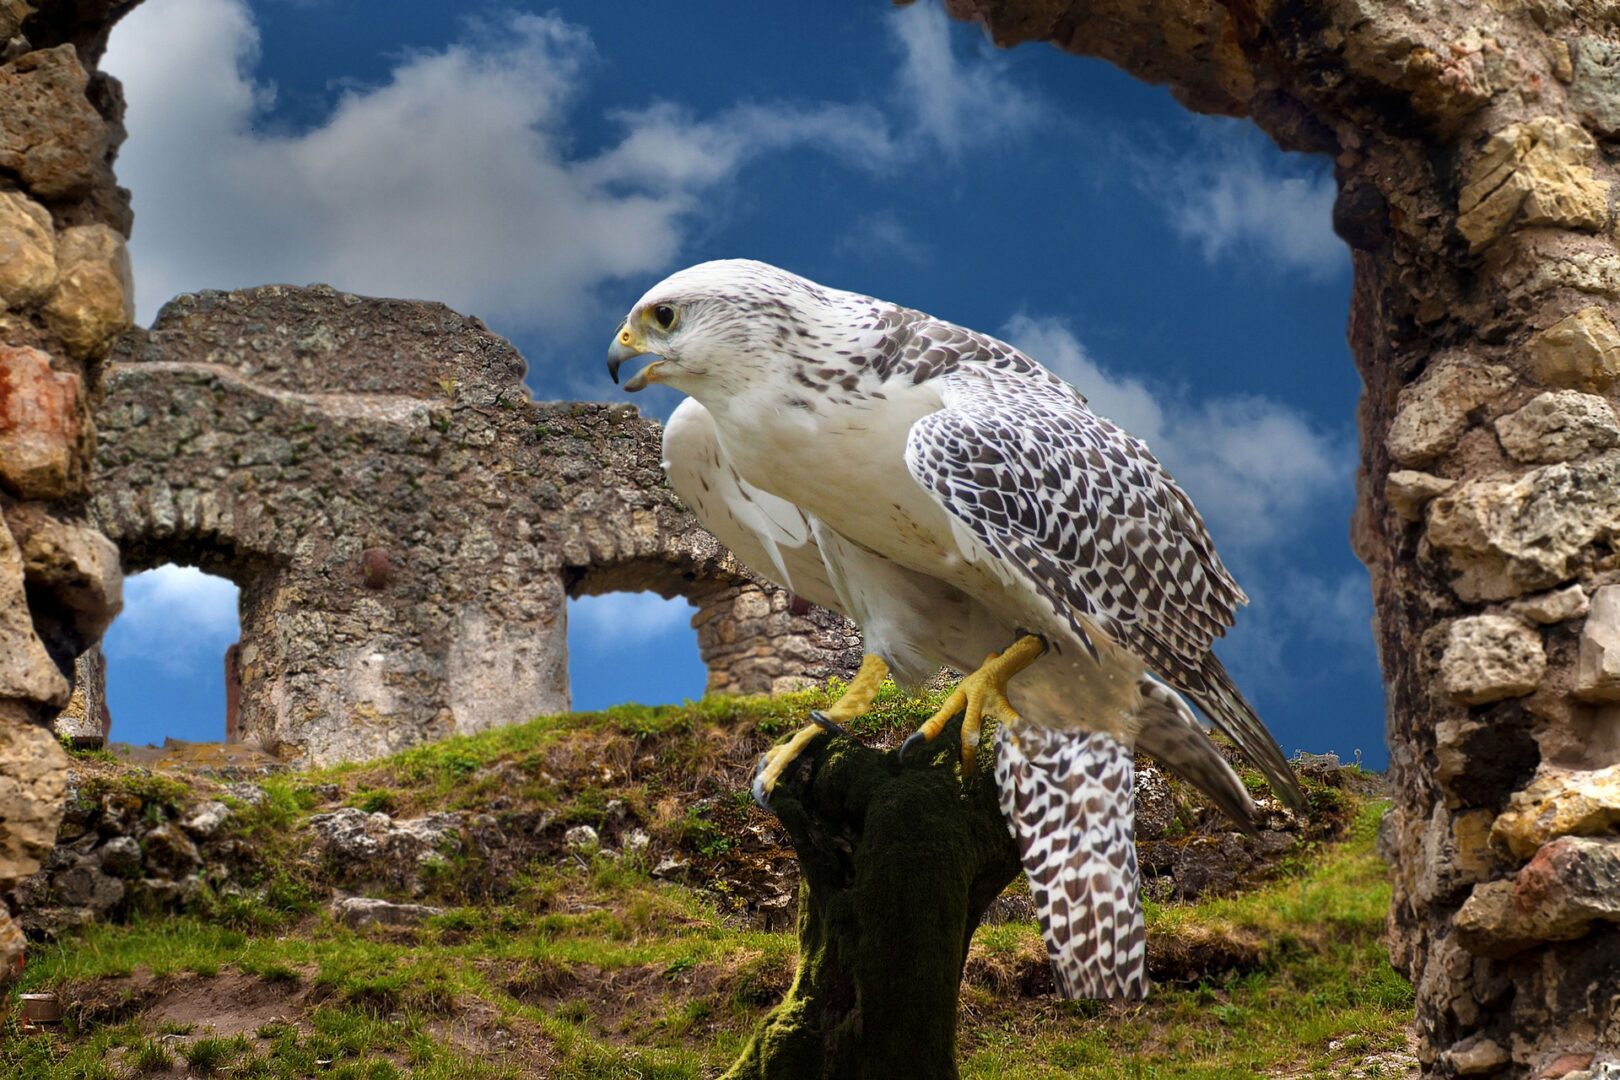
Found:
[2,686,1413,1078]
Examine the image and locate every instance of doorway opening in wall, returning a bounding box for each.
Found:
[566,592,705,713]
[102,564,241,748]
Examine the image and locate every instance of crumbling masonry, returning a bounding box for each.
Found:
[0,0,137,984]
[88,284,860,765]
[942,0,1620,1073]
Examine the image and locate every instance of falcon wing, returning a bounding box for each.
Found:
[904,362,1304,812]
[663,398,845,613]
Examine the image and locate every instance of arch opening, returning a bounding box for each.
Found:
[101,564,240,749]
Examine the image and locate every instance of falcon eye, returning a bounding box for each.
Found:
[652,304,677,330]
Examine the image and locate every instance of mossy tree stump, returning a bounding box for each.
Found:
[724,715,1021,1080]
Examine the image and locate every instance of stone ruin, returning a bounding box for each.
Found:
[80,284,860,766]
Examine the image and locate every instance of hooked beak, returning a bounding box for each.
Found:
[607,319,662,392]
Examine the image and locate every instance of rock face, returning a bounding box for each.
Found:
[943,0,1620,1074]
[0,0,142,992]
[90,286,860,765]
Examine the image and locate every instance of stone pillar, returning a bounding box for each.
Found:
[223,642,240,743]
[940,1,1620,1073]
[0,1,142,987]
[692,580,862,696]
[51,643,108,747]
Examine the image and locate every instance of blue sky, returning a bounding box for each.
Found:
[96,0,1386,767]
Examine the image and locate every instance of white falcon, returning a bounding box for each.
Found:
[611,260,1304,1000]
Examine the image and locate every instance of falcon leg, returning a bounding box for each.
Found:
[900,635,1047,773]
[753,654,889,807]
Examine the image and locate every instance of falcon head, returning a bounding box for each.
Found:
[607,259,830,393]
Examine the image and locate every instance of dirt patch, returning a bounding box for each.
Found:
[143,970,309,1038]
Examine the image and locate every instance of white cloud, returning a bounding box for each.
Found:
[1002,313,1345,550]
[568,593,697,650]
[890,1,1039,155]
[834,210,931,263]
[1135,121,1345,279]
[104,0,1036,333]
[102,565,240,675]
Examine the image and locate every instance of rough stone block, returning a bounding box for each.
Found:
[1492,763,1620,860]
[1457,117,1610,251]
[1529,307,1620,392]
[1512,584,1589,625]
[0,45,108,200]
[8,504,122,644]
[1455,836,1620,956]
[1386,469,1454,522]
[1386,356,1514,466]
[1494,390,1620,463]
[1427,450,1620,601]
[0,714,70,891]
[1577,586,1620,702]
[43,225,134,359]
[0,190,56,310]
[1439,614,1546,704]
[0,518,69,706]
[0,344,82,501]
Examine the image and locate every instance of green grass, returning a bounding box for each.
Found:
[3,695,1409,1078]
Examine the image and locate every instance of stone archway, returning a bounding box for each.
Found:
[87,284,859,765]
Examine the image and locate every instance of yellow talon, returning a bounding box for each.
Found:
[902,635,1047,773]
[752,654,889,806]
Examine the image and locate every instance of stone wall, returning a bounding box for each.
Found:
[945,1,1620,1075]
[0,0,140,986]
[85,285,859,765]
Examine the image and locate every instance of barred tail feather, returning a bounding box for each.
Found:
[1195,657,1307,814]
[994,725,1147,1000]
[1134,676,1262,836]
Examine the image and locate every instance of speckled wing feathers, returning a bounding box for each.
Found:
[899,323,1305,812]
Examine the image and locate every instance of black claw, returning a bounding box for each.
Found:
[898,730,930,765]
[809,710,854,739]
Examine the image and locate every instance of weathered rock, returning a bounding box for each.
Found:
[1456,117,1610,251]
[0,344,82,501]
[1492,764,1620,861]
[623,828,651,855]
[1387,356,1515,467]
[0,189,56,310]
[94,835,141,878]
[564,824,600,852]
[0,715,69,890]
[330,895,443,929]
[43,224,133,359]
[0,904,22,985]
[139,822,201,878]
[1133,759,1177,840]
[0,517,68,705]
[1427,451,1620,601]
[1439,615,1546,705]
[1528,307,1620,393]
[1494,391,1620,464]
[222,782,268,808]
[0,45,107,199]
[181,800,230,839]
[49,858,123,912]
[1455,837,1620,956]
[307,808,465,894]
[1387,470,1455,522]
[1512,584,1589,626]
[1576,586,1620,703]
[1446,1037,1510,1076]
[8,501,122,644]
[1568,35,1620,139]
